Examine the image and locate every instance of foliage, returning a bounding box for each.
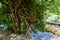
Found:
[46,14,60,23]
[46,0,60,15]
[0,0,60,33]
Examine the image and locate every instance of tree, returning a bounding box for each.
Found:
[0,0,53,34]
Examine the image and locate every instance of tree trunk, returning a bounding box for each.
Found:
[7,0,21,33]
[13,13,20,33]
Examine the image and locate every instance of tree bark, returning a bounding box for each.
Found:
[7,0,21,33]
[13,13,20,33]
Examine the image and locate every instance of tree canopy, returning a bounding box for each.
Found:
[0,0,60,34]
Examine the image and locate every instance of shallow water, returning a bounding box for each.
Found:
[29,30,60,40]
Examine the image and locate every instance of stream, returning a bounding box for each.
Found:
[29,30,60,40]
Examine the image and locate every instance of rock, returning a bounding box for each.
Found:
[10,34,17,37]
[46,25,60,36]
[55,29,60,36]
[47,27,52,32]
[51,26,56,33]
[0,35,4,38]
[11,34,33,40]
[0,34,4,40]
[55,32,60,36]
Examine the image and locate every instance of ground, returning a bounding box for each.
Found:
[0,30,33,40]
[0,24,60,40]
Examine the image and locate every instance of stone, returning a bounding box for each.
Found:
[46,27,52,32]
[46,25,60,36]
[55,30,60,36]
[0,34,4,40]
[11,34,33,40]
[51,26,56,34]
